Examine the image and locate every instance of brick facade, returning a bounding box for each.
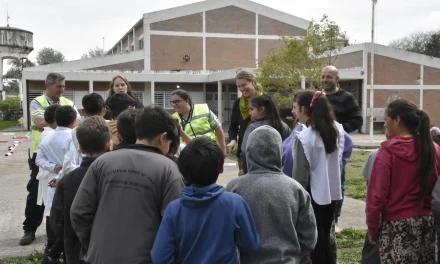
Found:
[367,54,420,85]
[423,90,440,126]
[206,6,255,34]
[151,35,203,71]
[424,66,440,85]
[332,51,363,69]
[258,15,306,36]
[366,89,420,108]
[258,39,284,62]
[206,38,255,70]
[150,13,203,32]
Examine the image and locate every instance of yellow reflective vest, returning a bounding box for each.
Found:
[31,95,74,153]
[172,104,218,144]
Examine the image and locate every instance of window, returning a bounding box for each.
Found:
[63,91,74,102]
[230,93,238,101]
[74,91,88,108]
[154,92,165,108]
[95,91,108,101]
[28,90,43,104]
[206,93,213,101]
[189,92,203,104]
[132,91,144,103]
[139,39,144,50]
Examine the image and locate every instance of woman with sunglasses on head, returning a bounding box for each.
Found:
[171,89,226,157]
[291,90,345,264]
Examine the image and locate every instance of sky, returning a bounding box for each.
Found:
[1,0,440,67]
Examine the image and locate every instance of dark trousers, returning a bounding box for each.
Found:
[310,199,337,264]
[361,233,380,264]
[335,166,346,223]
[45,216,64,259]
[23,153,45,233]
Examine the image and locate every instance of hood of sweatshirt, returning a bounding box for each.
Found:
[246,125,282,173]
[380,136,418,162]
[180,184,224,207]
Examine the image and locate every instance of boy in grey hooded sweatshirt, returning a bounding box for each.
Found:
[226,125,317,264]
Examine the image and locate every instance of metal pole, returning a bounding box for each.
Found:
[369,0,376,142]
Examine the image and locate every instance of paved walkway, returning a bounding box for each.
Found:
[0,130,367,259]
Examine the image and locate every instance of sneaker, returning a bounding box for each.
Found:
[19,231,36,246]
[335,224,343,235]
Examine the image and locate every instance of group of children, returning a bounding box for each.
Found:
[34,84,440,264]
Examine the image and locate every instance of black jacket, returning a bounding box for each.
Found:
[50,157,97,264]
[228,98,251,158]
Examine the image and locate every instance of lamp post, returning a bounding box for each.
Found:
[369,0,377,142]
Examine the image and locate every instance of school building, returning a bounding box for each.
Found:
[21,0,440,133]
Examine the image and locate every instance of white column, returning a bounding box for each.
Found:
[420,65,424,110]
[151,81,155,105]
[255,13,259,68]
[143,82,151,106]
[0,57,3,94]
[89,80,94,94]
[132,28,136,51]
[361,48,368,134]
[22,78,29,130]
[237,86,242,98]
[127,35,130,52]
[144,20,151,71]
[218,81,223,124]
[301,76,306,90]
[202,12,206,71]
[202,83,206,103]
[120,40,123,53]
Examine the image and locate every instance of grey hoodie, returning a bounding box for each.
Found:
[226,126,317,264]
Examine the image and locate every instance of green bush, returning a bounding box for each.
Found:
[0,98,22,120]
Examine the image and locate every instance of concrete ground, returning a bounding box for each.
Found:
[0,127,367,259]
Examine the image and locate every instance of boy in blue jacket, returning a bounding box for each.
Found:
[151,137,260,264]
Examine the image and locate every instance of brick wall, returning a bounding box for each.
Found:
[258,39,284,61]
[366,89,420,108]
[206,6,255,34]
[367,54,420,85]
[206,38,255,70]
[424,66,440,85]
[423,90,440,126]
[151,13,203,32]
[258,15,306,36]
[87,60,144,71]
[331,51,363,69]
[28,81,89,91]
[151,35,203,70]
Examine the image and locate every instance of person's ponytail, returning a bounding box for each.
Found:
[416,109,435,200]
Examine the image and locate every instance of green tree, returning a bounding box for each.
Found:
[255,14,349,106]
[36,47,65,65]
[3,58,35,79]
[81,47,106,59]
[306,14,350,65]
[425,34,440,58]
[0,98,22,120]
[389,30,440,58]
[3,79,20,93]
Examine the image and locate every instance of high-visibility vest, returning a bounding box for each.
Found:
[173,104,218,144]
[31,95,74,153]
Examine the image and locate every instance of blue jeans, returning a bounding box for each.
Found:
[335,166,346,224]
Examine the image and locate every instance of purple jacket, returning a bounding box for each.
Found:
[282,123,354,177]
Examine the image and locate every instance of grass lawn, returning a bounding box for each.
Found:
[0,120,18,131]
[345,151,371,200]
[1,229,367,264]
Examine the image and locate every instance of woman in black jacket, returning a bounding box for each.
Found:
[228,71,261,172]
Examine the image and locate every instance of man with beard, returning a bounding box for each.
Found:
[321,65,362,236]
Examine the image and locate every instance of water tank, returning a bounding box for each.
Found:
[0,26,33,54]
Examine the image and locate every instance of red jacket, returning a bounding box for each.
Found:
[366,137,440,236]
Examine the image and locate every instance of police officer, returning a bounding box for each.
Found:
[20,73,79,245]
